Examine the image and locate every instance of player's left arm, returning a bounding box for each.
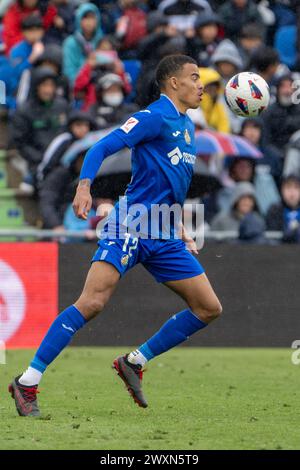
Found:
[73,111,163,219]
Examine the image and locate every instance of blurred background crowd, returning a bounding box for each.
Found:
[1,0,300,244]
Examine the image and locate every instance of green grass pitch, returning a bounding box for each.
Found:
[0,347,299,450]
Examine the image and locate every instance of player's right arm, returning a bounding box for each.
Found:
[73,110,163,219]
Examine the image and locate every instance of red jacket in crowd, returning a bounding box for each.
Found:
[3,2,57,54]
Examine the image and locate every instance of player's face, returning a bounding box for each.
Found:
[176,63,204,110]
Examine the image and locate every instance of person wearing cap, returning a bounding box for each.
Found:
[63,2,103,84]
[186,11,221,67]
[3,0,57,54]
[8,14,45,97]
[74,35,131,111]
[10,66,69,190]
[266,175,300,243]
[89,72,138,129]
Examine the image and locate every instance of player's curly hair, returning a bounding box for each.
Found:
[155,54,198,90]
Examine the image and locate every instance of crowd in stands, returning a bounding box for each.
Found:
[1,0,300,244]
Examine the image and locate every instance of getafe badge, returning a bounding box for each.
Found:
[184,129,191,145]
[121,254,129,266]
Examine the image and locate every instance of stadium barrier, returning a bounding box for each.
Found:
[0,241,298,348]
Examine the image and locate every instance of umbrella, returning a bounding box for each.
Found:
[195,129,262,158]
[61,127,131,175]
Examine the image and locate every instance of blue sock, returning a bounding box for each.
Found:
[139,309,207,361]
[30,305,87,373]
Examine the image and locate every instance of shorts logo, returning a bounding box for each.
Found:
[120,117,139,134]
[121,254,129,266]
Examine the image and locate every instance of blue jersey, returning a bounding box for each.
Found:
[105,94,197,239]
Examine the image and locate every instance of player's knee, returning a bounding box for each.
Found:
[191,301,223,323]
[76,293,106,319]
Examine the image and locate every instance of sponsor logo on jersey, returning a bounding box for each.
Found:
[120,117,139,134]
[167,147,196,165]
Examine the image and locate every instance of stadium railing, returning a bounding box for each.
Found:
[0,229,283,241]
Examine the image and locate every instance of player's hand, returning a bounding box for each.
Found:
[185,237,199,255]
[73,181,92,220]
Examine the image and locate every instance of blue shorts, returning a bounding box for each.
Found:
[92,235,204,283]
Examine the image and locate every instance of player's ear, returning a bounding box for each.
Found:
[169,76,178,91]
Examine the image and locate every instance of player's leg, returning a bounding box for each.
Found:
[127,273,222,367]
[9,261,120,417]
[113,239,221,408]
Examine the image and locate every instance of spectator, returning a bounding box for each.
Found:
[89,72,138,128]
[261,74,300,157]
[39,151,86,230]
[238,211,267,244]
[3,0,57,54]
[62,2,103,84]
[211,181,265,239]
[217,157,256,212]
[211,39,244,85]
[211,39,244,132]
[237,23,265,69]
[44,0,75,45]
[186,11,222,67]
[249,44,291,98]
[198,67,231,133]
[37,110,96,186]
[16,43,69,106]
[218,0,264,41]
[283,130,300,179]
[7,14,45,107]
[74,35,131,111]
[137,10,176,64]
[136,12,181,107]
[10,67,69,191]
[240,118,282,183]
[158,0,212,32]
[115,0,147,59]
[266,175,300,243]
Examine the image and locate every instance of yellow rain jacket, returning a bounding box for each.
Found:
[199,67,231,133]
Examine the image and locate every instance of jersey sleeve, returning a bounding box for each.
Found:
[114,110,163,148]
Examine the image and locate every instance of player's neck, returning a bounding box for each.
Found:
[161,93,187,115]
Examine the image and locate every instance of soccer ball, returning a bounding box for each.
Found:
[224,72,270,117]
